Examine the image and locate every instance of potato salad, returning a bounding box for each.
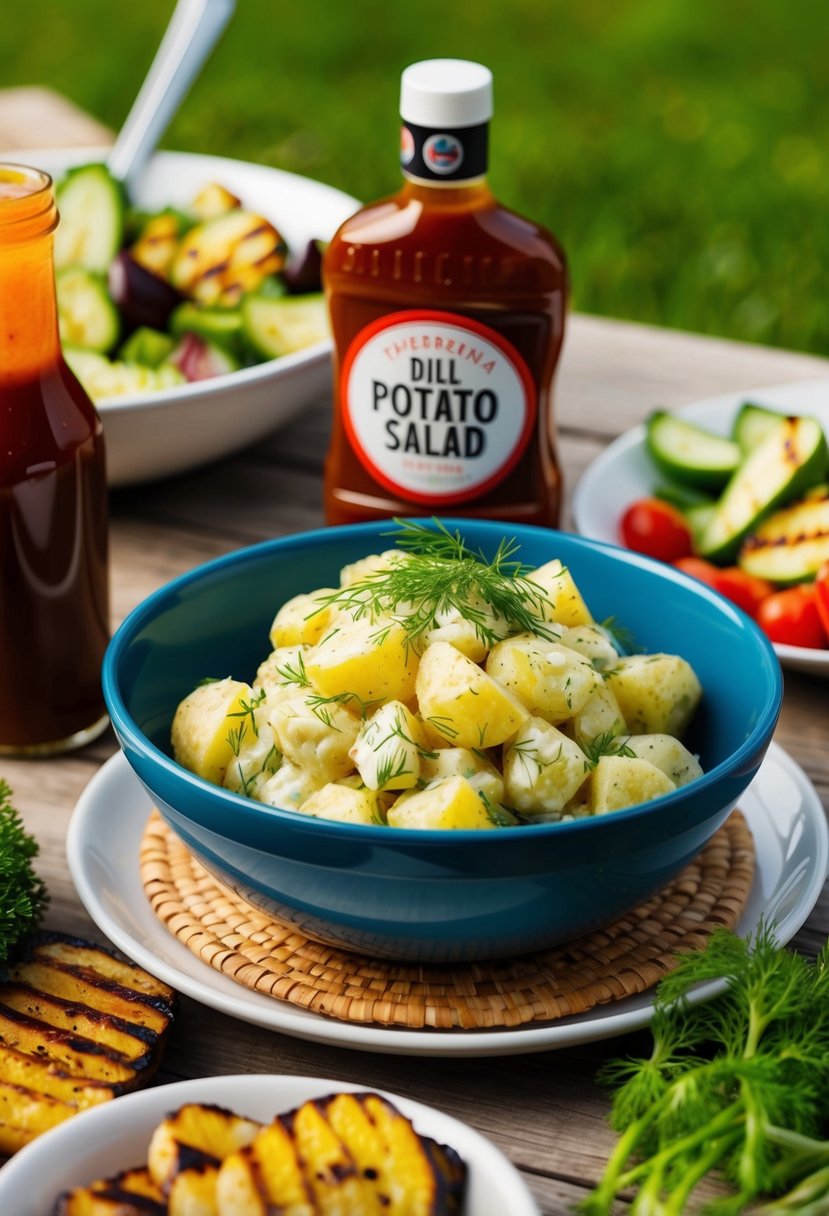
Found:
[171,522,704,831]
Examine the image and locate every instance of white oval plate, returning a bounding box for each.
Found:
[571,379,829,677]
[0,1073,539,1215]
[66,746,827,1058]
[8,147,358,487]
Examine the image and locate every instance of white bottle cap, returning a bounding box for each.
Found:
[400,60,493,129]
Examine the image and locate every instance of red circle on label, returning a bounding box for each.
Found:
[340,309,538,506]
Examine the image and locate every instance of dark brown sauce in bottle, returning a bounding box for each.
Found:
[324,61,567,527]
[0,166,109,754]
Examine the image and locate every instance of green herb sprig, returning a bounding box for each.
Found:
[0,782,48,966]
[308,518,557,650]
[583,927,829,1215]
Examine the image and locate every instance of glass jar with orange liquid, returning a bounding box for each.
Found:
[324,59,567,526]
[0,164,109,755]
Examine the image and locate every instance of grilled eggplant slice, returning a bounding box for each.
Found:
[0,933,176,1154]
[56,1165,166,1215]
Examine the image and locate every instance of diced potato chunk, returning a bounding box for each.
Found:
[223,719,282,800]
[422,595,511,663]
[527,559,593,627]
[171,677,254,785]
[485,634,600,724]
[419,747,505,805]
[416,642,529,748]
[590,755,676,814]
[605,654,702,736]
[387,776,496,830]
[269,589,339,648]
[503,718,589,815]
[259,761,323,811]
[300,783,386,825]
[349,701,424,791]
[622,734,703,787]
[569,684,627,749]
[339,549,409,588]
[305,618,419,704]
[268,693,359,781]
[253,645,309,699]
[558,624,619,671]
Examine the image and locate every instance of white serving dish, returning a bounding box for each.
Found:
[0,1073,539,1215]
[8,146,358,486]
[66,745,828,1058]
[572,379,829,677]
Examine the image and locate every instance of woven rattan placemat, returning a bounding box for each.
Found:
[140,810,754,1031]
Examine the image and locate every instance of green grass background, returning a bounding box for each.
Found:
[4,0,827,354]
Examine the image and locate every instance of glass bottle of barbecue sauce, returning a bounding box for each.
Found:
[0,164,109,755]
[324,59,567,526]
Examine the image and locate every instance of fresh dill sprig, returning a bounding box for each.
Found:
[0,782,48,965]
[305,690,372,728]
[275,652,311,688]
[307,518,557,649]
[226,689,267,739]
[581,731,635,771]
[375,747,412,789]
[582,927,829,1215]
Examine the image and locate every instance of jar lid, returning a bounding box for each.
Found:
[400,60,493,128]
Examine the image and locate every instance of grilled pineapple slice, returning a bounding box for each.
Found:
[215,1093,466,1216]
[148,1102,262,1211]
[0,933,176,1155]
[56,1166,166,1215]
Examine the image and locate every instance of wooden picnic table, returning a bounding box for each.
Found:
[2,90,828,1213]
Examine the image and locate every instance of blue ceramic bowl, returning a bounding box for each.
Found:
[103,520,782,962]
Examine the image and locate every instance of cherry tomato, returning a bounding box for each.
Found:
[619,498,694,563]
[756,585,829,649]
[815,562,829,638]
[673,556,720,587]
[710,568,775,619]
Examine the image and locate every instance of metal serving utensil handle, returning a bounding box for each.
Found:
[107,0,236,186]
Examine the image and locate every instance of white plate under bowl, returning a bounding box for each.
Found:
[66,745,828,1058]
[0,1073,538,1216]
[7,147,358,487]
[571,379,829,677]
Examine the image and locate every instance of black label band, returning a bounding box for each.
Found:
[400,121,489,182]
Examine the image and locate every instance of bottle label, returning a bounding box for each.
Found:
[341,309,537,505]
[401,121,488,182]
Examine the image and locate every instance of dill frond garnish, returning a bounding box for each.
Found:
[600,616,636,656]
[581,731,636,771]
[275,652,311,688]
[308,518,557,650]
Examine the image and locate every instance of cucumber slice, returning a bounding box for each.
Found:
[64,347,185,402]
[654,481,715,511]
[242,292,330,358]
[685,502,717,546]
[56,267,119,353]
[732,402,787,454]
[646,410,741,490]
[169,302,244,355]
[738,489,829,584]
[698,416,829,563]
[55,164,124,273]
[119,327,175,368]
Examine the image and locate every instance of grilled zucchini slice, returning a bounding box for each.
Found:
[55,164,124,273]
[738,487,829,583]
[170,210,287,305]
[732,402,787,454]
[698,414,829,562]
[646,410,741,491]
